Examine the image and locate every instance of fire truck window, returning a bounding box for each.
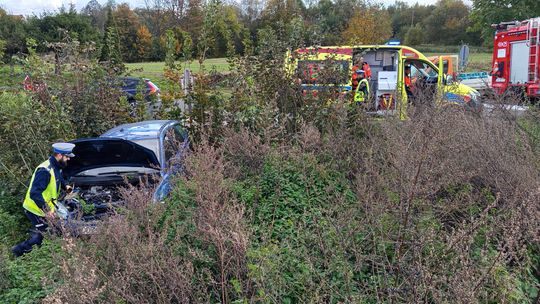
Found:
[443,60,449,74]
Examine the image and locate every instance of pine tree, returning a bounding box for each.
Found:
[99,8,114,62]
[99,7,123,72]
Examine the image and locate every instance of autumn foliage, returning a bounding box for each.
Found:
[341,7,393,45]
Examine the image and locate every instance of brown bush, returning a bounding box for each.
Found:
[46,90,539,303]
[45,181,194,304]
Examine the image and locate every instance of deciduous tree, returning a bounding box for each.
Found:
[113,4,140,62]
[0,9,27,59]
[341,6,392,45]
[136,25,152,60]
[471,0,540,46]
[424,0,473,45]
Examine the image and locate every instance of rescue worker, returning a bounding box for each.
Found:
[404,65,413,99]
[353,69,370,103]
[11,143,75,257]
[360,57,372,80]
[351,57,362,91]
[352,56,372,91]
[491,61,503,78]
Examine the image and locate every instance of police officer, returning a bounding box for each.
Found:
[12,143,75,257]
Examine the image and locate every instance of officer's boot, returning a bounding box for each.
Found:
[11,232,43,257]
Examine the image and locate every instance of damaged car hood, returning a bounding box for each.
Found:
[64,138,160,178]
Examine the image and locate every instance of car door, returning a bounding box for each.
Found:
[162,124,188,172]
[154,124,189,202]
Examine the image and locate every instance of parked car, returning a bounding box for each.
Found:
[119,77,161,103]
[58,120,188,234]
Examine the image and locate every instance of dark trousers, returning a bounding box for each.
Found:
[12,210,48,257]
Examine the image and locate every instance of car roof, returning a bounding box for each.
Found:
[101,120,178,140]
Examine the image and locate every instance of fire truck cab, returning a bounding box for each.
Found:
[491,17,540,99]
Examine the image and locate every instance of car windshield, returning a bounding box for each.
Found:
[104,123,163,139]
[129,138,160,162]
[102,122,168,164]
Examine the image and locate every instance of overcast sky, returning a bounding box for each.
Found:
[0,0,472,16]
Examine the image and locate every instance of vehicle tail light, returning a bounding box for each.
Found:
[463,95,471,103]
[146,81,159,94]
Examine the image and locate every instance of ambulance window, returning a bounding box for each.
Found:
[408,60,437,79]
[297,60,350,84]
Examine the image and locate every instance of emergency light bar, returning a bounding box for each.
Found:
[385,39,401,46]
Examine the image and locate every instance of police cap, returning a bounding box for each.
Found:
[52,142,75,157]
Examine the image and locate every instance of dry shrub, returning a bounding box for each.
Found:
[342,99,540,302]
[184,137,249,303]
[296,124,322,154]
[48,138,249,303]
[222,127,270,178]
[44,92,539,303]
[45,181,194,304]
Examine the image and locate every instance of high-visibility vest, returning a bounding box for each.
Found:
[351,65,360,88]
[354,79,370,103]
[405,75,411,88]
[362,63,372,79]
[23,160,59,217]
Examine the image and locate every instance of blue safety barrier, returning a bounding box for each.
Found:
[457,72,489,80]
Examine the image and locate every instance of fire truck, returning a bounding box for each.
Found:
[491,17,540,99]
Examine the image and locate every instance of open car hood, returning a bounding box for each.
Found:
[64,138,160,178]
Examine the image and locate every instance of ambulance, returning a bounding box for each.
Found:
[286,45,481,118]
[490,17,540,100]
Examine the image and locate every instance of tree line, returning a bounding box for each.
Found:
[0,0,539,63]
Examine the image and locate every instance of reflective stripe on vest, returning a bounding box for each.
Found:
[354,79,370,103]
[23,160,59,217]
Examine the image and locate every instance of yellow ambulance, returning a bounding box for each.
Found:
[286,45,481,118]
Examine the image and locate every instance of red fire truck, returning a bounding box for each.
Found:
[491,17,540,99]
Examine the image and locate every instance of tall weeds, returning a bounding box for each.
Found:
[3,34,539,303]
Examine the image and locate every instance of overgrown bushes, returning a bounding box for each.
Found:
[39,101,540,303]
[0,240,63,303]
[0,49,153,301]
[0,92,74,192]
[1,30,539,303]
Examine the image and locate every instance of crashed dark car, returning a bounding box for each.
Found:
[58,120,188,234]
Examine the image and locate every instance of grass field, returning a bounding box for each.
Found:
[467,53,492,71]
[426,52,492,71]
[128,53,493,81]
[1,53,493,90]
[126,58,230,79]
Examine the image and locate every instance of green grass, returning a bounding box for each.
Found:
[126,58,231,79]
[467,53,492,71]
[425,52,492,72]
